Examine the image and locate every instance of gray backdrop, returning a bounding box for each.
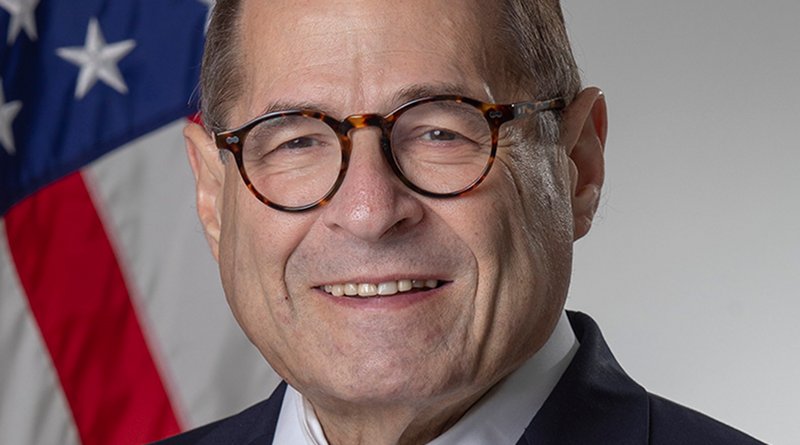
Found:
[562,2,799,443]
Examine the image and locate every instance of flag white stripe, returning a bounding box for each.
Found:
[0,221,81,445]
[83,119,280,428]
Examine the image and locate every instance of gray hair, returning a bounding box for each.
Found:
[499,0,582,144]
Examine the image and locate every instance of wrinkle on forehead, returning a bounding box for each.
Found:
[236,0,503,122]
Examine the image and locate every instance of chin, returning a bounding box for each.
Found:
[305,356,475,409]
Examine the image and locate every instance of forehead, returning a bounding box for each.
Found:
[235,0,501,122]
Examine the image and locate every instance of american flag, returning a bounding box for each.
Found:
[0,1,279,443]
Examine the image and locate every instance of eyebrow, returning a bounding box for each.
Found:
[257,99,328,117]
[388,82,473,108]
[255,82,475,118]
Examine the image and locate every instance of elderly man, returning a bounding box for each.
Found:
[160,0,763,443]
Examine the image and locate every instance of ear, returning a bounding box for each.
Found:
[185,122,226,262]
[559,87,607,241]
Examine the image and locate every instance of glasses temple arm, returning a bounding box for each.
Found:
[512,98,567,118]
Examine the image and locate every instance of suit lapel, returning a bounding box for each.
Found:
[516,312,650,445]
[243,382,286,445]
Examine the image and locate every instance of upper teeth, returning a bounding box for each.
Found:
[322,279,439,297]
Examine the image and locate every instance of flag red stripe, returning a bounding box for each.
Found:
[4,172,182,444]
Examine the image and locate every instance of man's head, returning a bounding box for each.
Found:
[185,0,606,441]
[199,0,581,135]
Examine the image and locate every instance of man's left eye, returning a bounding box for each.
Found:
[422,129,458,142]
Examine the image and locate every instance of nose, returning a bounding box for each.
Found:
[321,127,424,242]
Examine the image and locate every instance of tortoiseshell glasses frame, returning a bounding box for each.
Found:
[213,95,566,212]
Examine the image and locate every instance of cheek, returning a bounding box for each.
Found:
[468,152,573,354]
[503,150,574,301]
[217,179,315,340]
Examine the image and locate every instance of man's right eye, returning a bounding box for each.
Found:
[275,136,319,151]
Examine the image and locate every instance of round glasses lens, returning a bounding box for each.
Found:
[242,115,341,208]
[391,100,493,195]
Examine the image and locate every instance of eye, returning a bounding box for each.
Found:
[276,136,321,150]
[420,129,460,142]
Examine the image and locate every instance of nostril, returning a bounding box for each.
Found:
[320,186,425,243]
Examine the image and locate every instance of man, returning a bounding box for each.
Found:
[161,0,763,443]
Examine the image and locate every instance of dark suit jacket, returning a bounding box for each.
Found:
[155,312,764,444]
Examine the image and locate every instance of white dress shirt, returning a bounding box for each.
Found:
[272,311,578,444]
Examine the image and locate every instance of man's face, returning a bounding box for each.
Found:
[213,0,576,409]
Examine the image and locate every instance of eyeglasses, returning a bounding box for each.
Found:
[213,95,565,212]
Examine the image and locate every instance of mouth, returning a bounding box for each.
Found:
[319,279,443,298]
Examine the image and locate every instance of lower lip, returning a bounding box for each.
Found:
[316,284,448,310]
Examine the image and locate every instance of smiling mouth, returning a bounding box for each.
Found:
[319,279,442,298]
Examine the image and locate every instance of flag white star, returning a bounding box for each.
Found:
[199,0,216,33]
[56,18,136,100]
[0,0,39,45]
[0,80,22,155]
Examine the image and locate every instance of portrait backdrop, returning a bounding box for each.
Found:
[564,2,799,444]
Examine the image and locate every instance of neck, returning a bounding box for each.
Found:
[309,387,491,445]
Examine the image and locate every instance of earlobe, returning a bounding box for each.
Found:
[185,122,225,261]
[560,87,607,241]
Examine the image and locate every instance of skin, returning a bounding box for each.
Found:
[185,0,607,444]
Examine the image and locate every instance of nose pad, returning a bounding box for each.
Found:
[321,128,423,242]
